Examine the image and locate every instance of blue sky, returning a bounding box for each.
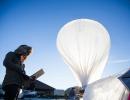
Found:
[0,0,130,90]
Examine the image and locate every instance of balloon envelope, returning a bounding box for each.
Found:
[83,75,129,100]
[57,19,111,88]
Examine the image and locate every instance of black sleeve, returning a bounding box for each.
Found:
[3,52,23,74]
[21,64,31,80]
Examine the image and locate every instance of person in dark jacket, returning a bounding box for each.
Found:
[2,45,34,100]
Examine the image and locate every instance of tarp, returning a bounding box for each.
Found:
[118,69,130,91]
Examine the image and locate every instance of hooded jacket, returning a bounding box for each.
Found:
[2,51,29,88]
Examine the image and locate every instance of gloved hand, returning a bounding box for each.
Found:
[30,75,36,81]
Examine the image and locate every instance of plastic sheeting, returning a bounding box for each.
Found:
[57,19,111,89]
[83,75,129,100]
[119,69,130,91]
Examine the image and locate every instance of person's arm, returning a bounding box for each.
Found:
[3,52,24,74]
[21,64,33,80]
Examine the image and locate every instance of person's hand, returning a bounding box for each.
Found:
[30,75,36,81]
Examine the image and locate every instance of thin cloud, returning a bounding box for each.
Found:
[109,59,130,64]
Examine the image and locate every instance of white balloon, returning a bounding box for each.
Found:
[83,75,129,100]
[57,19,111,89]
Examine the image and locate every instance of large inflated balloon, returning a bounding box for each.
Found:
[57,19,111,89]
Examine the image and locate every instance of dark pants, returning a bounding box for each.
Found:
[3,84,20,100]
